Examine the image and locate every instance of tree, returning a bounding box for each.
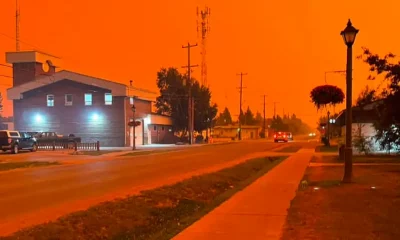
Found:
[271,115,288,131]
[0,92,3,113]
[356,85,377,107]
[155,67,218,135]
[0,93,3,125]
[255,112,263,126]
[215,107,233,126]
[244,106,256,125]
[359,48,400,152]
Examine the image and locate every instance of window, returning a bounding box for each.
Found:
[9,131,19,137]
[161,126,165,131]
[154,125,157,131]
[85,93,92,106]
[105,93,112,105]
[65,94,73,106]
[130,97,134,105]
[47,94,54,107]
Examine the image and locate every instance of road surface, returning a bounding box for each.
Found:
[0,140,315,236]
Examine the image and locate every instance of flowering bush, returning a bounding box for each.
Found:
[310,85,345,109]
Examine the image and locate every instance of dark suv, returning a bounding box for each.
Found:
[0,130,38,154]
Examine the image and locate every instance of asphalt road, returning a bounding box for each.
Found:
[0,140,316,236]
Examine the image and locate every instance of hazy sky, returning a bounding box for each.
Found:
[1,0,399,127]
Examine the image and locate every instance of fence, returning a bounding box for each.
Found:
[37,141,100,151]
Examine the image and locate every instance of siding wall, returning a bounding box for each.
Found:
[13,79,126,146]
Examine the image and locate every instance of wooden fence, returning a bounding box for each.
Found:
[37,141,100,151]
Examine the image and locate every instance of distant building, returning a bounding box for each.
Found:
[213,125,261,140]
[5,51,173,147]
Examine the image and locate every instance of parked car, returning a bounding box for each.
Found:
[33,131,81,143]
[0,130,38,154]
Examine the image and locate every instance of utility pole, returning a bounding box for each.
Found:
[273,102,278,118]
[263,95,267,138]
[182,42,198,145]
[236,72,247,140]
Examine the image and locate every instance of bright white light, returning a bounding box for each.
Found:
[313,187,320,190]
[371,186,376,189]
[92,113,100,121]
[144,116,151,125]
[35,114,43,123]
[309,133,312,136]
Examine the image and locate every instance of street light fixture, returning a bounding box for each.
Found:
[340,19,359,183]
[131,104,136,151]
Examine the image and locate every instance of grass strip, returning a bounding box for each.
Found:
[70,150,122,156]
[121,149,178,157]
[3,156,287,240]
[315,145,338,153]
[0,161,59,172]
[276,146,302,153]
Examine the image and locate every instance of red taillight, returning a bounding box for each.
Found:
[7,138,12,144]
[274,134,276,138]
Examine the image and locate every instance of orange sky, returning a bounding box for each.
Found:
[1,0,399,127]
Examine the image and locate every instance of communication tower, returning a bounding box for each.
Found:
[196,6,211,86]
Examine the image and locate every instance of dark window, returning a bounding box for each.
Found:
[154,125,157,131]
[65,94,73,106]
[9,132,19,137]
[161,126,165,131]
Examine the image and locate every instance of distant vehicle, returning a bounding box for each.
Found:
[309,132,317,137]
[0,130,38,154]
[33,132,81,143]
[274,131,292,143]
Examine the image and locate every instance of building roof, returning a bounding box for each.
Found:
[335,100,384,126]
[7,70,158,101]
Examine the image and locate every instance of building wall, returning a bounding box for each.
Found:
[214,127,260,140]
[13,79,126,146]
[341,123,399,154]
[125,98,153,146]
[148,124,175,144]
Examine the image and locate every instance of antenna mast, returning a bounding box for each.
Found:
[16,0,20,51]
[197,6,211,87]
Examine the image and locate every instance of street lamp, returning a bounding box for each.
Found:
[340,19,359,183]
[131,104,136,150]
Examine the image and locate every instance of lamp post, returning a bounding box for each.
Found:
[340,19,359,183]
[327,111,330,144]
[131,105,136,150]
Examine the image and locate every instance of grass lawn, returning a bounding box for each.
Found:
[0,161,59,172]
[71,150,122,156]
[4,156,287,240]
[121,149,178,157]
[312,154,400,163]
[276,145,302,153]
[281,165,400,240]
[315,144,338,153]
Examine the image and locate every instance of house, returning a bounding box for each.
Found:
[335,100,397,153]
[5,51,174,147]
[213,125,261,140]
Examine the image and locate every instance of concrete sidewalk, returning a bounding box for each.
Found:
[173,148,314,240]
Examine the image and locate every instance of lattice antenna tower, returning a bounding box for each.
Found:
[197,6,211,86]
[16,0,21,51]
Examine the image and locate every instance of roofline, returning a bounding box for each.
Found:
[5,50,62,59]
